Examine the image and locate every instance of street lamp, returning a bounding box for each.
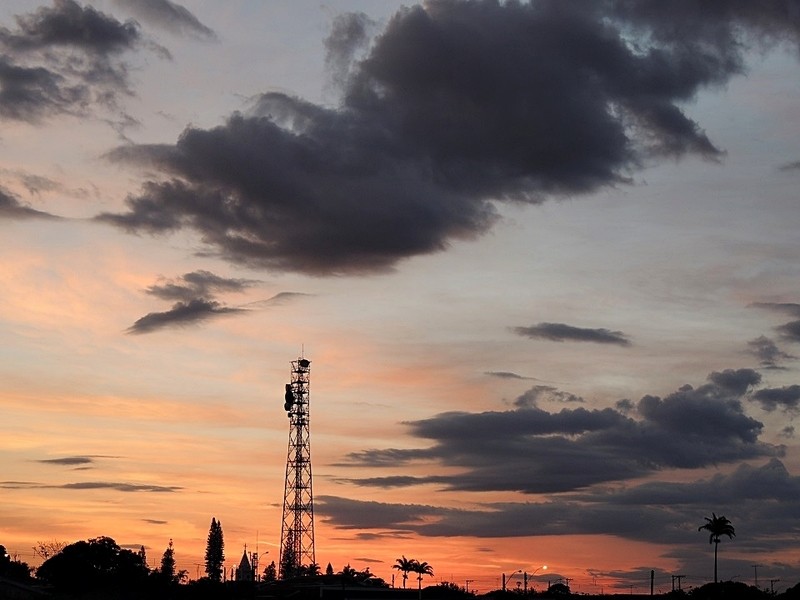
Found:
[502,569,522,591]
[524,565,547,593]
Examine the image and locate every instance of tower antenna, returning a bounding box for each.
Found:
[279,355,315,577]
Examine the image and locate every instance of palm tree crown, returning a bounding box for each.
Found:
[699,512,735,544]
[698,512,735,583]
[412,560,434,590]
[393,556,414,589]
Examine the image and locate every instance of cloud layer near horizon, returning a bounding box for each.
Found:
[98,0,800,275]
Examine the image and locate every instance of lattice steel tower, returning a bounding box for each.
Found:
[279,356,315,577]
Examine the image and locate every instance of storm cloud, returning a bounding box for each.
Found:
[98,1,800,275]
[343,369,781,494]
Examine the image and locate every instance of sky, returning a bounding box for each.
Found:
[1,0,800,594]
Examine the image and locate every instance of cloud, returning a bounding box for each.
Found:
[110,0,216,40]
[779,160,800,172]
[747,335,796,369]
[513,322,631,346]
[317,459,800,546]
[750,385,800,413]
[98,1,800,275]
[513,385,584,407]
[342,369,782,494]
[56,481,181,492]
[36,456,95,466]
[1,480,180,492]
[127,270,259,334]
[144,269,258,302]
[777,320,800,343]
[127,297,244,334]
[0,0,161,123]
[485,371,535,380]
[0,187,58,220]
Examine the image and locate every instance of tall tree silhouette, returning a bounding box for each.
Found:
[393,555,414,588]
[698,512,735,583]
[204,518,225,582]
[412,560,434,593]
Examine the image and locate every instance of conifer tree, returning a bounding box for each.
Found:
[160,539,175,581]
[204,518,225,582]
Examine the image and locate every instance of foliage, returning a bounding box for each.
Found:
[279,529,299,579]
[689,581,768,599]
[204,517,225,582]
[263,560,277,582]
[32,540,66,561]
[698,513,735,584]
[413,560,434,590]
[326,562,334,576]
[0,545,33,582]
[35,536,148,592]
[394,555,415,588]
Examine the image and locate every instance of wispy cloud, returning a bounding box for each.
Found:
[111,0,217,41]
[127,270,258,334]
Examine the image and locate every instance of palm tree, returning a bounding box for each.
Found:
[412,560,434,592]
[698,512,735,583]
[393,556,414,589]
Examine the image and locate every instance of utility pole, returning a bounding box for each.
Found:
[672,575,685,592]
[770,579,780,594]
[752,564,762,589]
[465,580,474,593]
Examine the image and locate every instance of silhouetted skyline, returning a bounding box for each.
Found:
[1,1,800,595]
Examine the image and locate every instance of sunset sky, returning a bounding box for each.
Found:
[2,0,800,594]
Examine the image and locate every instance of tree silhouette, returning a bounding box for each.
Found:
[698,512,735,583]
[412,560,434,592]
[0,545,33,582]
[204,517,225,582]
[263,560,277,582]
[36,536,147,592]
[394,555,415,588]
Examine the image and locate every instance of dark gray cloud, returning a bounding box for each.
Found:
[144,269,258,302]
[779,160,800,172]
[36,456,94,466]
[513,385,584,407]
[324,12,373,90]
[342,369,781,494]
[319,459,800,542]
[747,335,795,369]
[778,320,800,343]
[127,270,258,334]
[749,303,800,344]
[0,0,159,123]
[484,371,531,380]
[751,385,800,413]
[143,518,167,524]
[127,297,244,334]
[56,481,180,492]
[111,0,216,40]
[751,302,800,318]
[98,1,800,275]
[513,322,632,346]
[0,187,58,220]
[1,480,180,492]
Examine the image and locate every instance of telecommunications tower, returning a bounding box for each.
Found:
[279,356,315,577]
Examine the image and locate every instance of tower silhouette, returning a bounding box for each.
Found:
[279,356,315,577]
